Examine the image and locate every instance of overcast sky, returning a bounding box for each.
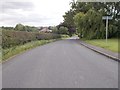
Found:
[0,0,71,27]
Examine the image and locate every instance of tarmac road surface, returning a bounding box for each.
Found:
[2,37,118,88]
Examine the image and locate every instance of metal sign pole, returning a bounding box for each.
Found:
[106,16,108,43]
[102,16,112,44]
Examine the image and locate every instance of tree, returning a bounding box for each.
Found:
[58,26,68,34]
[63,1,120,39]
[14,24,38,32]
[63,10,75,28]
[51,26,59,34]
[74,9,104,39]
[74,12,85,38]
[83,9,104,39]
[1,26,14,30]
[14,24,25,31]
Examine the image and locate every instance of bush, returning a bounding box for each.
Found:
[2,30,36,49]
[2,30,61,49]
[36,33,61,40]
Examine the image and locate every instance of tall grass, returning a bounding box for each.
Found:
[2,39,56,61]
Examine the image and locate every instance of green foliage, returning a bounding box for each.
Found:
[2,30,61,49]
[52,26,69,35]
[14,24,38,32]
[74,9,105,39]
[2,30,36,49]
[60,35,70,39]
[62,9,76,35]
[85,39,118,52]
[63,10,75,28]
[36,33,61,40]
[3,40,56,60]
[58,26,68,34]
[1,26,14,30]
[51,27,59,34]
[14,24,24,31]
[74,12,85,37]
[63,1,120,39]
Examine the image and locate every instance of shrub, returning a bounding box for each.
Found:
[2,30,61,49]
[36,33,61,40]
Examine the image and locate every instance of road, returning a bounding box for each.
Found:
[2,37,118,88]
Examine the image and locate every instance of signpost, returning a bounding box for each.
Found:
[102,16,112,43]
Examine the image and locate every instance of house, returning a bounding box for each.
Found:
[39,27,52,33]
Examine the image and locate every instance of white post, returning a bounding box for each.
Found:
[106,16,108,43]
[102,16,112,44]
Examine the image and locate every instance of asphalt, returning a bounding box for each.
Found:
[2,37,118,88]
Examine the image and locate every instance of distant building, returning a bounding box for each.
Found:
[39,27,52,33]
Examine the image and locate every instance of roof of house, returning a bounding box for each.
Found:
[40,27,52,32]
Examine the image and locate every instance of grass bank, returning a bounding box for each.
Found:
[84,39,118,53]
[2,39,57,62]
[2,34,69,62]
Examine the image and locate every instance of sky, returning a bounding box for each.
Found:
[0,0,72,27]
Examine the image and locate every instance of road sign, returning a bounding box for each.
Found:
[102,16,113,20]
[102,16,113,43]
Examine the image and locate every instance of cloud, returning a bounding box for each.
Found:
[4,2,33,10]
[0,0,71,27]
[0,13,52,26]
[0,1,34,13]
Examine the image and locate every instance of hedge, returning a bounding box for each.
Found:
[2,30,61,49]
[36,33,61,40]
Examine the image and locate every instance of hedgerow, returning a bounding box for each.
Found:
[2,30,61,49]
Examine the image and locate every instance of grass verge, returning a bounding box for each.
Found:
[61,35,70,39]
[2,39,57,62]
[84,39,118,53]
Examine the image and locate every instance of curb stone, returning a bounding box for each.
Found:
[79,41,120,62]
